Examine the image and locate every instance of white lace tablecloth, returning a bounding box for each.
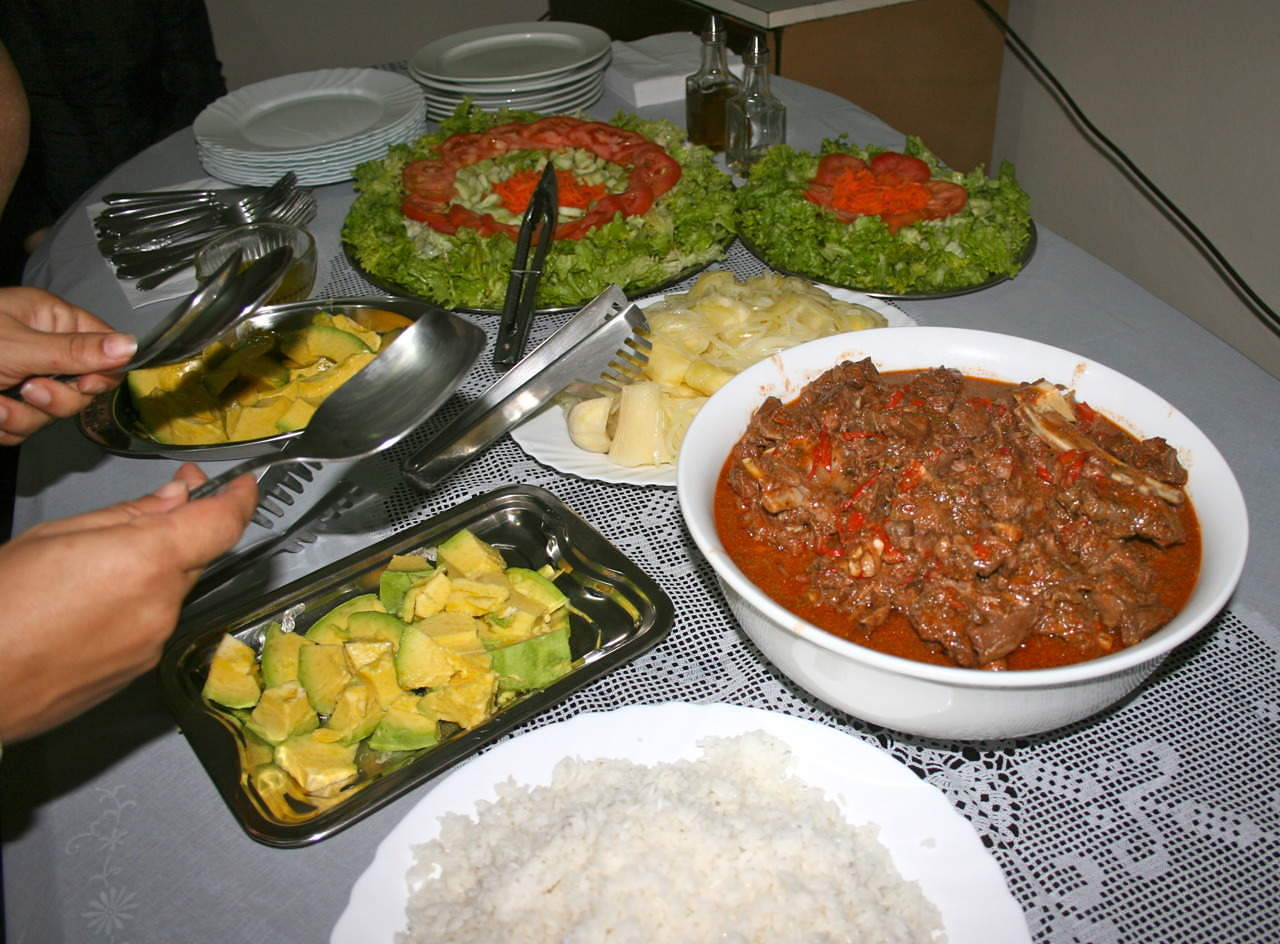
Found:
[4,58,1280,944]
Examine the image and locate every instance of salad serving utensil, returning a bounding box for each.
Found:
[188,306,485,501]
[403,284,648,492]
[4,248,291,396]
[494,161,559,369]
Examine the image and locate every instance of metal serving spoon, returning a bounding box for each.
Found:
[187,308,486,501]
[3,248,290,398]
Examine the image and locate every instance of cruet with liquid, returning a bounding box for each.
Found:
[685,15,741,152]
[725,33,786,176]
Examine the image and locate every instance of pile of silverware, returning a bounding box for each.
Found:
[94,172,317,290]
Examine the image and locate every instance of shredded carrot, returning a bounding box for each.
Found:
[826,166,930,218]
[493,168,607,215]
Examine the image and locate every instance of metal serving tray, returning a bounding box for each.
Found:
[158,485,674,847]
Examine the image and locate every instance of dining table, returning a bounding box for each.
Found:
[3,46,1279,944]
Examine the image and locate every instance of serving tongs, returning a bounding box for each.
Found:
[404,283,647,492]
[493,161,559,369]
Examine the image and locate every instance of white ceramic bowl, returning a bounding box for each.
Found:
[677,327,1248,740]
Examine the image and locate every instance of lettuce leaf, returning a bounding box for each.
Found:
[342,106,736,309]
[734,137,1032,295]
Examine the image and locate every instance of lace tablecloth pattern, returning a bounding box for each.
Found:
[309,241,1280,944]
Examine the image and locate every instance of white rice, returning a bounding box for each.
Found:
[398,731,944,943]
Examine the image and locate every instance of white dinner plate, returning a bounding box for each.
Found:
[509,288,917,487]
[194,68,424,153]
[410,22,610,84]
[330,703,1029,944]
[425,85,603,122]
[411,56,607,97]
[420,74,603,110]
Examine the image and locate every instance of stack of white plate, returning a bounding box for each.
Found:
[409,22,611,121]
[194,68,428,186]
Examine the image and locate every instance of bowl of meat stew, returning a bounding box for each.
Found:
[677,327,1247,740]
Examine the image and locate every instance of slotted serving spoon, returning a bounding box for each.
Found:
[187,308,485,501]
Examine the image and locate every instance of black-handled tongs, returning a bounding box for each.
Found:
[494,161,559,369]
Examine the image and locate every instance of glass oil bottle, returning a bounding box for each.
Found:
[726,33,786,176]
[685,15,740,152]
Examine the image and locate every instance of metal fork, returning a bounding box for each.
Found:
[122,189,317,290]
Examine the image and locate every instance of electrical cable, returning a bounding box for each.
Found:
[970,0,1280,335]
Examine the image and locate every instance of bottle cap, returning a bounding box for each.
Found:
[746,33,768,62]
[703,14,725,41]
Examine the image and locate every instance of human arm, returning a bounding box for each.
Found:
[0,286,138,445]
[0,38,28,214]
[0,462,258,744]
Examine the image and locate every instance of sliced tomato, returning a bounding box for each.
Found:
[881,210,925,234]
[869,152,931,183]
[405,197,458,233]
[520,115,586,149]
[402,159,456,206]
[616,182,655,216]
[566,121,650,161]
[624,143,681,197]
[814,153,868,185]
[476,121,532,156]
[922,179,968,218]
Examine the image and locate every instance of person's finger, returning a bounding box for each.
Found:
[150,472,259,576]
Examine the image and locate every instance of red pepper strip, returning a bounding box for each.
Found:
[868,524,907,563]
[839,430,882,440]
[972,541,992,563]
[1036,465,1055,486]
[1076,400,1097,423]
[898,460,924,493]
[967,396,992,409]
[841,510,866,536]
[1056,449,1087,486]
[809,428,833,477]
[885,389,905,410]
[848,469,881,503]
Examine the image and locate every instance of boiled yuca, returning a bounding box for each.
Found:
[564,271,887,467]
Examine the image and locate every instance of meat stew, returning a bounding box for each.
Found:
[715,359,1201,670]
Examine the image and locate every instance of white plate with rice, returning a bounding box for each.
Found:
[510,285,916,488]
[331,702,1028,944]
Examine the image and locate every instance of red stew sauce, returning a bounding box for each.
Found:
[714,362,1201,671]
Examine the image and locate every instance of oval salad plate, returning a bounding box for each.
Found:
[508,287,916,487]
[330,703,1029,943]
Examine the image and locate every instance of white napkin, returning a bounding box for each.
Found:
[604,32,744,108]
[87,177,228,309]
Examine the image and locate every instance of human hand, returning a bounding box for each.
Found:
[0,286,138,445]
[0,463,258,744]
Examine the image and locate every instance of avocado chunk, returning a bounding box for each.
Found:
[260,622,312,688]
[245,681,320,744]
[368,694,440,752]
[445,573,510,616]
[420,673,497,730]
[297,644,352,715]
[273,398,316,433]
[395,620,483,690]
[377,568,436,619]
[304,593,386,644]
[202,633,261,709]
[480,590,550,649]
[324,679,385,744]
[278,324,371,367]
[344,610,408,650]
[505,567,568,614]
[418,611,485,654]
[343,640,401,709]
[436,529,506,579]
[489,624,573,693]
[274,730,359,796]
[296,353,376,404]
[400,570,452,621]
